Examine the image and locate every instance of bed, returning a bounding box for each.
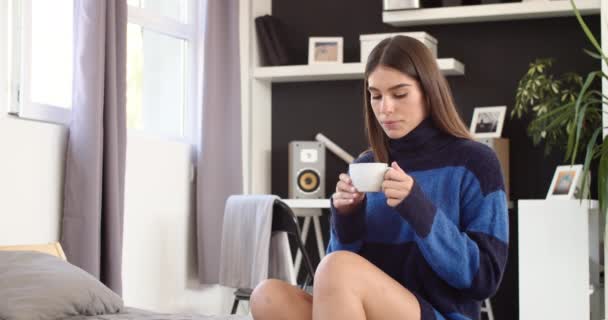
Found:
[0,243,251,320]
[61,308,251,320]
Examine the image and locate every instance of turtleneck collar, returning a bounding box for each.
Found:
[388,117,450,157]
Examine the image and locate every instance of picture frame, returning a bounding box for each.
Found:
[308,37,343,65]
[469,106,507,139]
[546,164,583,199]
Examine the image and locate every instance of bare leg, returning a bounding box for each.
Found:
[313,251,421,320]
[250,279,312,320]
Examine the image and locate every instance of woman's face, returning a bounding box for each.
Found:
[367,65,429,139]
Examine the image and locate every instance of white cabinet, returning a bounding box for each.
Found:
[518,199,601,320]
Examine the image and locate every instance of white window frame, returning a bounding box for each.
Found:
[17,0,72,125]
[0,0,8,114]
[3,0,20,115]
[127,0,201,142]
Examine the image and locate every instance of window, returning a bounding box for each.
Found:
[7,0,200,139]
[127,0,198,139]
[18,0,73,124]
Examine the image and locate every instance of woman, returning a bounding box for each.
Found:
[250,35,508,320]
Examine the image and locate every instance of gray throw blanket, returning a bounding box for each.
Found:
[219,195,295,289]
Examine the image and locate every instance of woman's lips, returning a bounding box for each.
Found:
[382,120,401,129]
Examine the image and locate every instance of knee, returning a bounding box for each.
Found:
[250,279,289,319]
[314,251,361,294]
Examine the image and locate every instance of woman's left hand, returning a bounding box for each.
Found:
[383,161,414,207]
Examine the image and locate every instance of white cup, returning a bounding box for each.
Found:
[349,162,388,192]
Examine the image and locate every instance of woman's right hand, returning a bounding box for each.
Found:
[332,173,365,215]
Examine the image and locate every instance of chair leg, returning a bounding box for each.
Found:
[481,298,495,320]
[294,233,315,288]
[231,298,239,315]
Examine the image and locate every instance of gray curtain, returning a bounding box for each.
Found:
[61,0,127,295]
[197,0,243,284]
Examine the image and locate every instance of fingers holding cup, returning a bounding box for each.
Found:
[333,173,365,213]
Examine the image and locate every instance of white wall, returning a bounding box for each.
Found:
[0,116,237,315]
[121,133,236,315]
[240,0,272,195]
[0,116,67,245]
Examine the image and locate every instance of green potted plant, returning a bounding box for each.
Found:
[511,58,597,157]
[511,0,607,216]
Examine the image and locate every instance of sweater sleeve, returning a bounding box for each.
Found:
[327,198,366,253]
[396,147,509,299]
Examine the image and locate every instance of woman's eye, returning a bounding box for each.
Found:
[394,93,408,99]
[371,95,381,100]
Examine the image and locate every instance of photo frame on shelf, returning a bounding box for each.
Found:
[469,106,507,139]
[546,164,584,199]
[308,37,343,65]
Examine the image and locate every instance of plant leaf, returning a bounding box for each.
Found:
[533,102,573,122]
[573,100,597,162]
[545,110,573,133]
[579,127,602,204]
[569,0,608,66]
[584,48,604,60]
[567,71,600,162]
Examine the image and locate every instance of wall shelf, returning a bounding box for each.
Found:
[282,198,330,209]
[383,0,601,27]
[254,58,465,83]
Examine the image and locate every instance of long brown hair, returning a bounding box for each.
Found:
[363,35,472,163]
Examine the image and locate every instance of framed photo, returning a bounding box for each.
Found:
[546,165,583,199]
[308,37,343,64]
[469,106,507,139]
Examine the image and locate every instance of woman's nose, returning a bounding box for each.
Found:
[379,97,394,114]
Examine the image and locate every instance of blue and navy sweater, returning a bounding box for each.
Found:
[328,118,509,320]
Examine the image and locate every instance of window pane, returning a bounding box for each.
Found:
[127,23,186,137]
[127,0,141,7]
[128,0,188,23]
[127,24,143,130]
[30,0,73,109]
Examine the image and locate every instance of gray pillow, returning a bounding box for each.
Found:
[0,250,123,320]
